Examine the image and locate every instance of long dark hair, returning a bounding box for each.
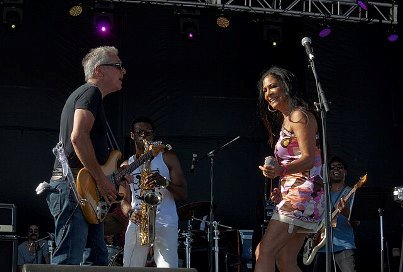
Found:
[257,66,314,145]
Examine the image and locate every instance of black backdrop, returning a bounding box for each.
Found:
[0,0,402,270]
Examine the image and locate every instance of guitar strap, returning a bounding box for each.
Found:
[348,190,356,221]
[105,120,121,152]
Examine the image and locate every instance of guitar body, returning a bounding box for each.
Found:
[303,227,326,265]
[76,150,122,224]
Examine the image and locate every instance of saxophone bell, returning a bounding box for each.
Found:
[141,190,162,206]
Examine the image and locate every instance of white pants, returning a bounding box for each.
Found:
[123,224,178,268]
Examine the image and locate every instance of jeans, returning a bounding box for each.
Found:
[46,177,108,265]
[313,249,358,272]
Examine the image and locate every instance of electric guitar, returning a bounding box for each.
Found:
[76,142,171,224]
[302,173,367,265]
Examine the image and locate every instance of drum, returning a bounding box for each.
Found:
[107,245,123,266]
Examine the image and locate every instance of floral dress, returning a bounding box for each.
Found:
[272,127,325,231]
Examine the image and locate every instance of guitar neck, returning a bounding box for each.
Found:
[331,185,358,219]
[113,151,154,182]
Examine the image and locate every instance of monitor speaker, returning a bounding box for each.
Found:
[23,264,198,272]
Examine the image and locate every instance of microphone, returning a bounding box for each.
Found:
[264,156,276,221]
[264,155,276,191]
[190,153,197,173]
[264,156,276,167]
[301,37,314,60]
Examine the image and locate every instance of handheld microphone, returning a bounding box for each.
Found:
[264,156,276,221]
[301,37,314,60]
[190,153,197,173]
[264,156,276,167]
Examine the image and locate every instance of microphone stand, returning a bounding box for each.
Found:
[193,135,241,272]
[306,49,332,272]
[32,234,52,264]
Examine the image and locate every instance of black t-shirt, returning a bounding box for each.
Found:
[54,83,109,169]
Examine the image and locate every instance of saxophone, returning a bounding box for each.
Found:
[138,140,163,246]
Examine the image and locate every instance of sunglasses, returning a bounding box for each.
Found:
[330,164,344,170]
[99,63,125,71]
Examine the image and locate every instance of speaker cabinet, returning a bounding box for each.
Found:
[0,203,17,233]
[23,264,198,272]
[0,234,18,272]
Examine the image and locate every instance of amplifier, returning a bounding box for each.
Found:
[0,234,18,272]
[0,204,17,233]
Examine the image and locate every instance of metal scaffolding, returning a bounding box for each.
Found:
[110,0,398,24]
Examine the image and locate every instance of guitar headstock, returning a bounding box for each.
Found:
[149,141,172,157]
[356,173,368,188]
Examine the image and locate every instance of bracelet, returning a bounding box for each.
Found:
[127,209,135,219]
[281,165,288,176]
[164,178,171,188]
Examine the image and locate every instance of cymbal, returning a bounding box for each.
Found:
[177,201,214,221]
[104,213,127,235]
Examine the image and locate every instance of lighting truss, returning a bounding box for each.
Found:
[107,0,398,24]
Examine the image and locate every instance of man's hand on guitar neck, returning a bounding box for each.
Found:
[336,197,350,218]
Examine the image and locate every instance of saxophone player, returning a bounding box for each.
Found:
[120,116,188,268]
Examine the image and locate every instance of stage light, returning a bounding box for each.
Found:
[92,1,114,36]
[264,24,282,47]
[69,3,83,17]
[357,0,369,11]
[387,26,399,42]
[177,8,200,41]
[318,21,332,38]
[387,33,399,42]
[180,17,199,40]
[216,13,230,28]
[2,0,23,30]
[93,12,113,34]
[3,7,23,30]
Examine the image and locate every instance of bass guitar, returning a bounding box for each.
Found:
[76,141,171,224]
[302,173,367,265]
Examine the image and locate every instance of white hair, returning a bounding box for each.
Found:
[82,46,119,81]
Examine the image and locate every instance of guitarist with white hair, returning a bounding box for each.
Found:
[312,156,360,272]
[46,46,127,265]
